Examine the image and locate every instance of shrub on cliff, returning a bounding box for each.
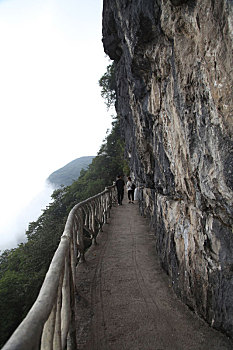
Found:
[99,62,116,109]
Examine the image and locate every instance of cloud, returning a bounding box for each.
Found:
[0,181,55,252]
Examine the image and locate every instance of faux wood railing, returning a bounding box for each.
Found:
[2,185,116,350]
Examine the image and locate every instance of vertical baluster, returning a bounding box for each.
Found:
[97,197,102,230]
[101,194,105,224]
[84,205,88,228]
[71,223,77,288]
[41,302,57,350]
[107,190,111,218]
[53,273,64,350]
[108,189,112,216]
[99,195,102,224]
[95,199,99,235]
[86,203,92,242]
[91,202,97,245]
[104,191,108,224]
[66,251,77,350]
[67,223,78,350]
[77,209,85,262]
[61,256,70,349]
[88,203,92,241]
[72,219,78,273]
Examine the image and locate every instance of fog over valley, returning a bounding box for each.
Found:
[0,181,55,252]
[0,155,95,252]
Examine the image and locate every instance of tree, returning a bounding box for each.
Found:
[98,63,116,109]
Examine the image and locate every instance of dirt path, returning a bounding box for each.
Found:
[75,200,233,350]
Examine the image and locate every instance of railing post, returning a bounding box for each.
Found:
[41,303,57,350]
[61,256,70,349]
[97,197,103,232]
[104,189,108,224]
[91,203,98,245]
[66,251,77,350]
[53,275,63,349]
[71,223,77,286]
[77,209,85,262]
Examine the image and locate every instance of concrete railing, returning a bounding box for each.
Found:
[2,185,116,350]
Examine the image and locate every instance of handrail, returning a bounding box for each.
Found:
[2,185,116,350]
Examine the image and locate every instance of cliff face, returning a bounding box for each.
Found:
[102,0,233,337]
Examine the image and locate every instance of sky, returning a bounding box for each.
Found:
[0,0,113,250]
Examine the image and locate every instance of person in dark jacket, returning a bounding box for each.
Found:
[116,175,125,205]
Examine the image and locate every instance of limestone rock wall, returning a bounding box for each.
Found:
[102,0,233,337]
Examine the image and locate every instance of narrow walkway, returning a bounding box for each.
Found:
[75,200,233,350]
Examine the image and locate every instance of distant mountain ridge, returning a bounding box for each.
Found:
[47,156,95,188]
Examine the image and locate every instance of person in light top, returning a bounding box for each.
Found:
[126,176,135,204]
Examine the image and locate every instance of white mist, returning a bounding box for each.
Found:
[0,181,55,252]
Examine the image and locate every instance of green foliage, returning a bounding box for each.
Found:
[0,119,128,348]
[0,270,27,342]
[0,247,47,345]
[98,63,116,109]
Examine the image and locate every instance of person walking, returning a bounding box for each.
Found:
[116,175,125,205]
[126,176,135,203]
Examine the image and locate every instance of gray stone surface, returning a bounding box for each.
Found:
[102,0,233,337]
[75,202,233,349]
